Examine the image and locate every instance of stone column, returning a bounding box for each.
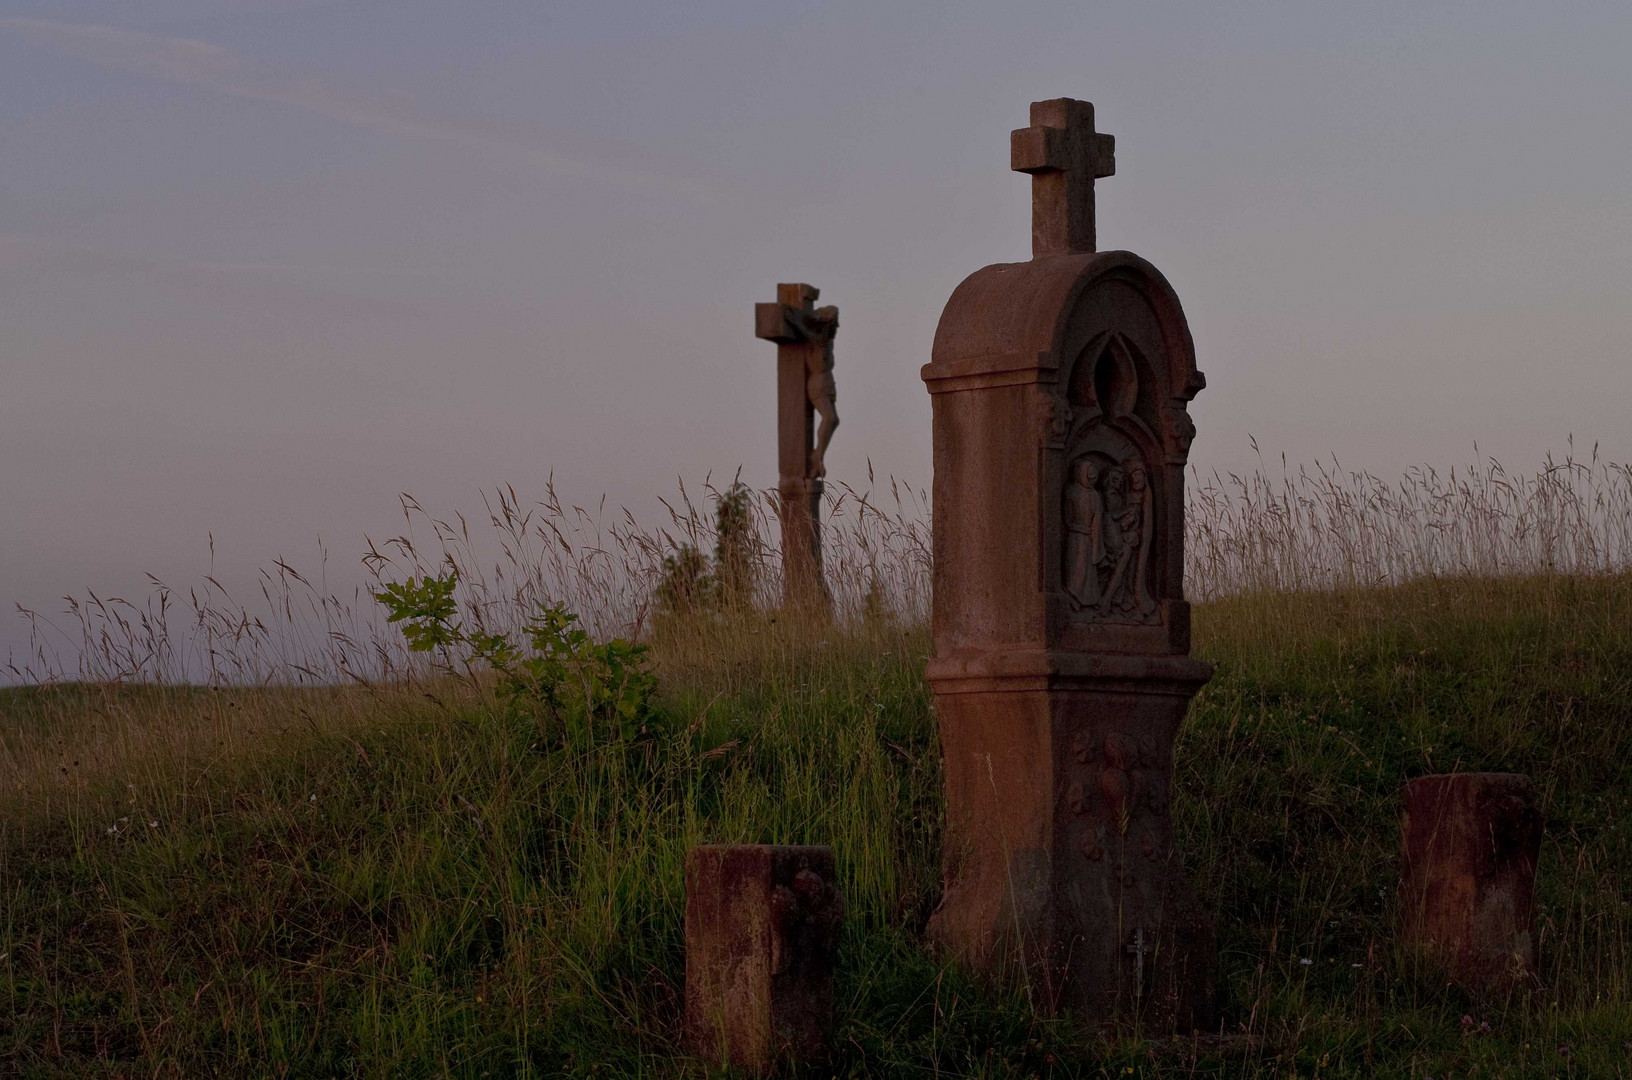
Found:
[684,845,845,1070]
[921,98,1214,1029]
[1399,773,1542,988]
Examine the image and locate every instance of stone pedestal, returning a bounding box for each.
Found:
[922,98,1214,1030]
[775,475,824,610]
[1399,773,1542,989]
[684,845,844,1070]
[929,658,1214,1023]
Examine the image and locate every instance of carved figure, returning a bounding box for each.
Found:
[1062,447,1158,622]
[803,305,840,478]
[1111,460,1155,616]
[770,867,846,976]
[1063,458,1105,607]
[1096,465,1128,614]
[1097,459,1154,618]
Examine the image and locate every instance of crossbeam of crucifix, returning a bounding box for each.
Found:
[1011,97,1116,257]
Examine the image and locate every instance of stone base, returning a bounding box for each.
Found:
[1399,773,1541,989]
[775,477,830,613]
[684,845,844,1071]
[927,654,1215,1030]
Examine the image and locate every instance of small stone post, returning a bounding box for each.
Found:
[1400,773,1542,988]
[755,284,839,612]
[684,845,845,1071]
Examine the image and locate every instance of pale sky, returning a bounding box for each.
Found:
[4,1,1631,671]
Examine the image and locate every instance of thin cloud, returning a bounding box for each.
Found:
[0,18,703,194]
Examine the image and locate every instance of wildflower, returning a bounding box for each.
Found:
[1299,957,1313,966]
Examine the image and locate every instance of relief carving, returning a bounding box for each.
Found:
[1042,390,1071,446]
[1062,335,1160,625]
[1162,403,1196,457]
[796,305,840,479]
[1063,452,1156,621]
[769,868,846,976]
[1071,729,1168,871]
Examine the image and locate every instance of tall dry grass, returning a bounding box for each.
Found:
[8,475,932,690]
[7,447,1629,830]
[1,475,931,811]
[1188,441,1632,599]
[13,446,1632,689]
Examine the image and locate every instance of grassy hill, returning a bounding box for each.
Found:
[3,571,1631,1077]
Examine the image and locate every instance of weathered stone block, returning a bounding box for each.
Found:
[684,845,844,1071]
[1399,773,1542,988]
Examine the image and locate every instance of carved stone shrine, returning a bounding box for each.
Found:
[684,845,845,1071]
[921,98,1214,1028]
[1399,773,1542,989]
[755,284,839,610]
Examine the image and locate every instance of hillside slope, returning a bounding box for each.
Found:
[2,574,1630,1077]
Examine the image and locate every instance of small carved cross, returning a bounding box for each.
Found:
[1123,926,1150,999]
[1011,98,1115,258]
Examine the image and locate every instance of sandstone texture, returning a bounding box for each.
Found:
[684,844,844,1070]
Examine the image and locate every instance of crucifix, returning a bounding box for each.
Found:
[754,283,839,611]
[1010,97,1116,256]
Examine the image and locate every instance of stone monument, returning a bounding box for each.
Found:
[684,845,845,1071]
[921,98,1214,1028]
[1399,773,1542,989]
[755,284,839,610]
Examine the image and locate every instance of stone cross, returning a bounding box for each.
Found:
[755,283,839,610]
[921,98,1213,1029]
[1011,97,1116,257]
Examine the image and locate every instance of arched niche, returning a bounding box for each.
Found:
[1060,334,1164,626]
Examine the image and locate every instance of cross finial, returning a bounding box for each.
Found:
[1011,98,1115,258]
